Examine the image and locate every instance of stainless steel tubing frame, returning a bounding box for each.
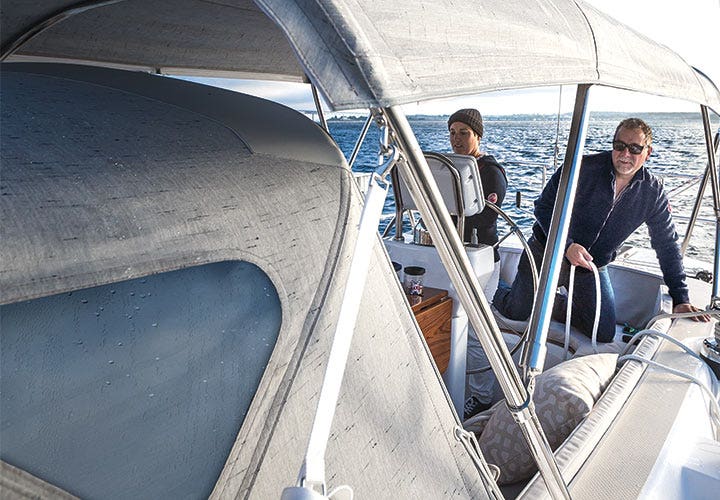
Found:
[699,107,720,303]
[681,131,719,256]
[521,84,592,376]
[424,152,467,236]
[383,106,570,500]
[311,83,329,133]
[348,114,373,169]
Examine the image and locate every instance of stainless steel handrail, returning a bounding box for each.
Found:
[348,114,374,169]
[699,107,720,305]
[681,131,720,256]
[425,152,467,237]
[391,151,467,238]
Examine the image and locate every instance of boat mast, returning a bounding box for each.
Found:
[383,106,571,500]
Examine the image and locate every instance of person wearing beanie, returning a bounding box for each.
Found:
[448,108,508,420]
[447,109,506,255]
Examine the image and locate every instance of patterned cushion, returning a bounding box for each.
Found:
[477,353,618,484]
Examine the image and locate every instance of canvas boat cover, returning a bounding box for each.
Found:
[0,63,490,498]
[2,0,719,113]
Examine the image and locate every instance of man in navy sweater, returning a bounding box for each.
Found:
[493,118,709,342]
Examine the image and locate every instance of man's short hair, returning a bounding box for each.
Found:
[614,118,653,145]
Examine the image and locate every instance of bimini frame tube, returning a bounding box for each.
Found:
[348,113,373,168]
[522,84,592,375]
[699,106,720,304]
[681,130,719,257]
[311,83,329,133]
[384,106,570,500]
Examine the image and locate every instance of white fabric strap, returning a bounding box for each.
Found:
[564,262,601,359]
[298,162,392,493]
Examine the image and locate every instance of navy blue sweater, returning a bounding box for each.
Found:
[532,151,689,306]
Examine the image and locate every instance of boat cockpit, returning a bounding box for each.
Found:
[2,1,720,499]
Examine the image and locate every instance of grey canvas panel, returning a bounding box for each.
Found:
[3,1,717,111]
[2,64,488,497]
[0,65,345,304]
[259,0,720,111]
[2,0,306,81]
[215,239,490,498]
[0,64,353,495]
[1,63,344,178]
[1,261,281,499]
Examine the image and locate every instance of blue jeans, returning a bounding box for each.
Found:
[493,236,616,343]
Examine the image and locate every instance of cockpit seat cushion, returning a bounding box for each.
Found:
[476,353,618,484]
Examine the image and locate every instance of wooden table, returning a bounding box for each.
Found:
[407,286,452,374]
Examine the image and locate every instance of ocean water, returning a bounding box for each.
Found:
[329,112,720,265]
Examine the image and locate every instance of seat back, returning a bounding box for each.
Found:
[391,152,484,236]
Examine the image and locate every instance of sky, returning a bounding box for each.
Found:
[189,0,720,116]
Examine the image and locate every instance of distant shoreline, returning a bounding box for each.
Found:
[322,111,707,121]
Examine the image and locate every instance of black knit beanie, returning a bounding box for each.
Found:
[448,108,483,138]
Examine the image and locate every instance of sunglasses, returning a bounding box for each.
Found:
[612,140,646,155]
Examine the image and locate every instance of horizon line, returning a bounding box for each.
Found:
[311,110,710,119]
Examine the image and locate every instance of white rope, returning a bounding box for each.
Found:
[454,426,504,497]
[564,262,601,359]
[618,354,720,440]
[620,329,706,361]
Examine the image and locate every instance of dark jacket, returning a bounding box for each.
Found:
[532,151,689,306]
[464,154,507,261]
